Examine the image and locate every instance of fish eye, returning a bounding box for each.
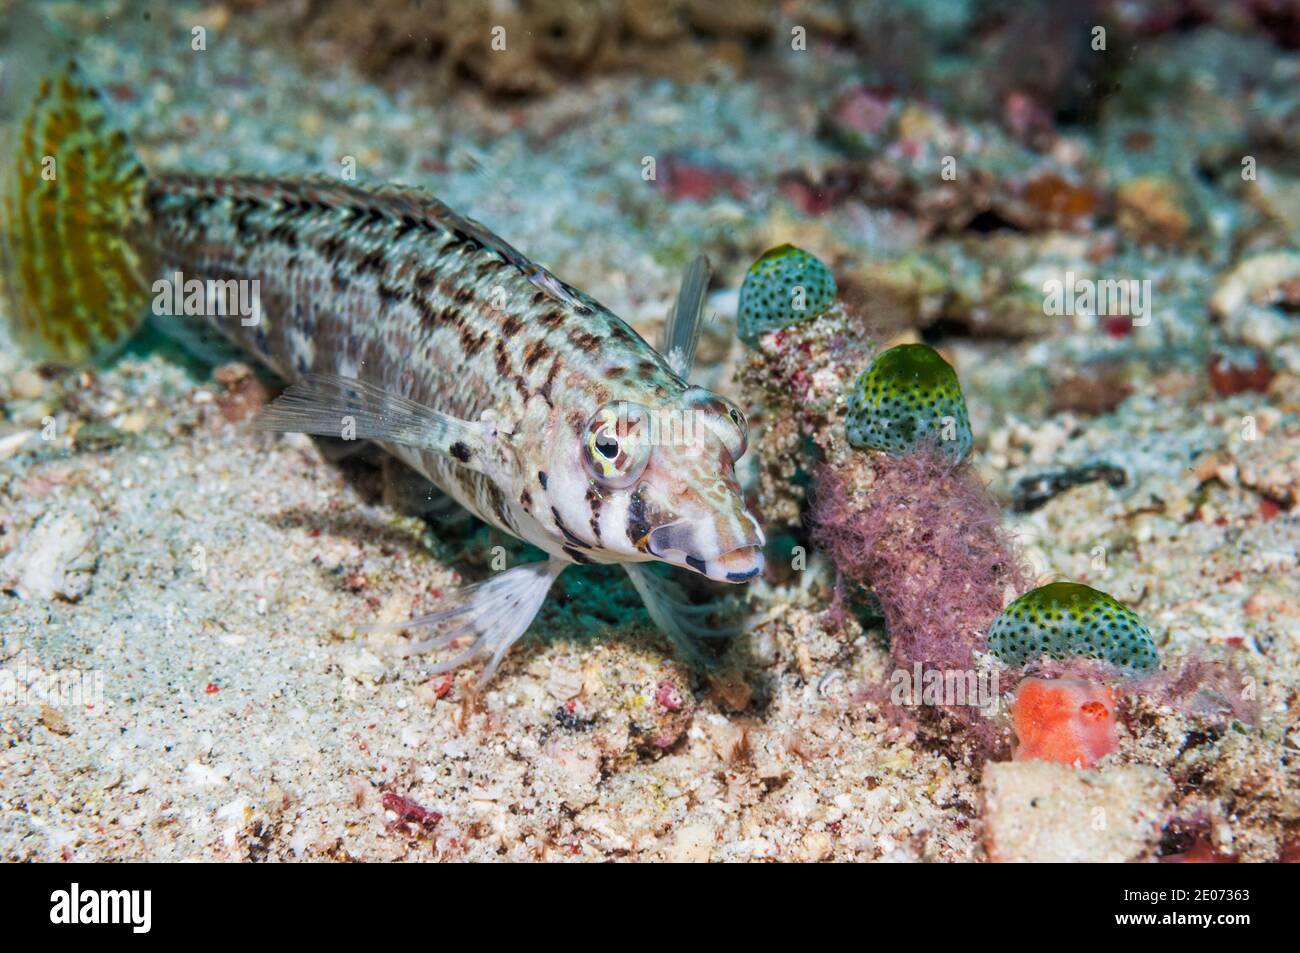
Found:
[594,430,619,459]
[582,402,651,489]
[707,399,749,462]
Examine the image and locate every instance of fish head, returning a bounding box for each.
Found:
[546,386,765,582]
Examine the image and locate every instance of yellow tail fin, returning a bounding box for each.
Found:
[0,60,154,364]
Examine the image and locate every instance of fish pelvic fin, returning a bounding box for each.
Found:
[623,562,744,671]
[365,559,566,686]
[0,60,155,364]
[256,373,515,481]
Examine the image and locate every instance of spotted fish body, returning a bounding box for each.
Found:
[2,64,765,679]
[143,173,675,563]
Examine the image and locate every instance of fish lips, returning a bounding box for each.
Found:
[644,521,765,583]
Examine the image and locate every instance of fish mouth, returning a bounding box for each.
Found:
[708,545,765,583]
[644,522,765,584]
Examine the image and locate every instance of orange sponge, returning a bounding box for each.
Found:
[1012,677,1118,768]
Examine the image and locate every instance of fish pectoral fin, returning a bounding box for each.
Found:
[623,562,743,670]
[659,254,711,380]
[255,373,511,477]
[363,558,565,685]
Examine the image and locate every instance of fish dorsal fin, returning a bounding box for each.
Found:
[660,255,711,380]
[163,172,597,316]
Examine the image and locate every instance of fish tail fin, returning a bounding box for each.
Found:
[0,60,155,364]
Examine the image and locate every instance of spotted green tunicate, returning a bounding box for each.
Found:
[736,244,836,345]
[844,343,972,461]
[987,582,1159,672]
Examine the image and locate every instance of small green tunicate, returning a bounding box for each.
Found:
[987,581,1160,672]
[736,244,836,345]
[845,343,972,462]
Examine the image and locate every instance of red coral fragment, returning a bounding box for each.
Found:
[1102,315,1133,338]
[658,154,748,203]
[779,176,830,216]
[777,168,860,216]
[1208,350,1273,396]
[382,791,442,831]
[655,680,683,711]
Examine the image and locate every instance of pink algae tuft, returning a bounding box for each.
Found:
[812,447,1028,676]
[1011,677,1118,768]
[812,447,1029,754]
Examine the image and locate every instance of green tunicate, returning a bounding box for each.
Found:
[844,343,972,462]
[986,581,1160,672]
[736,244,836,345]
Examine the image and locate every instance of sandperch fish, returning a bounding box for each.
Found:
[0,63,766,682]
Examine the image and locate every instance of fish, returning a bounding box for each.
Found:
[0,63,766,683]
